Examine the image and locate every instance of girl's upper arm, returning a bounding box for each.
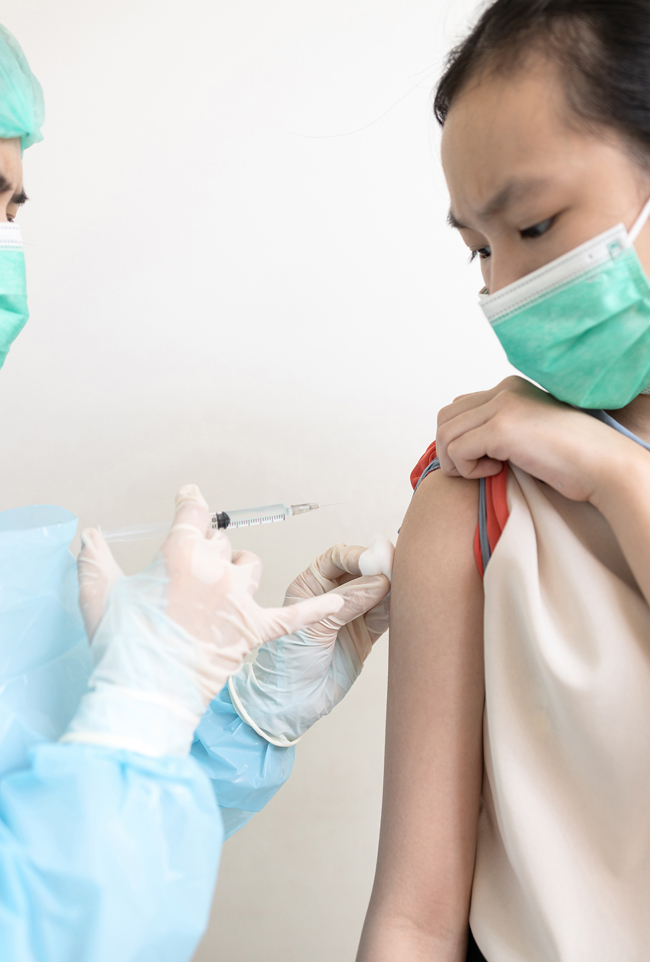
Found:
[358,469,484,961]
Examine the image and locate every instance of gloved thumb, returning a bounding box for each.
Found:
[257,590,346,645]
[164,483,212,554]
[323,574,390,630]
[78,528,125,641]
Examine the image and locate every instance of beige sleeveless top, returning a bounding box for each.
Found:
[470,465,650,962]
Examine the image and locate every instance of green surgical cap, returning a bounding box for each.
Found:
[0,24,43,151]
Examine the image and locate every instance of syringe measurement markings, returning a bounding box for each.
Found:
[211,512,288,529]
[231,513,287,528]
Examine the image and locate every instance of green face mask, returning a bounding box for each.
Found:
[479,198,650,410]
[0,221,28,370]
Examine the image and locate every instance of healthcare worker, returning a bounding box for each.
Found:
[0,25,391,962]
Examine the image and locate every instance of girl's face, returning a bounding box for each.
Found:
[441,54,650,295]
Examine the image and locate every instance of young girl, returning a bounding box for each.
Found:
[358,2,650,960]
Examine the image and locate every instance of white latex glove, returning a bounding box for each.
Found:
[228,536,393,747]
[62,484,346,758]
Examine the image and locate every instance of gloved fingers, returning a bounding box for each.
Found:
[183,529,234,585]
[319,574,390,630]
[165,484,211,551]
[231,549,264,595]
[283,567,368,608]
[259,591,346,644]
[364,591,391,644]
[284,567,334,604]
[337,619,373,668]
[334,572,357,587]
[164,486,234,584]
[310,543,367,583]
[283,543,369,605]
[78,527,125,641]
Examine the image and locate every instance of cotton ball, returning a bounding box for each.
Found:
[358,535,394,581]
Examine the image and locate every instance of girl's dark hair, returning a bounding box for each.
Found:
[434,0,650,162]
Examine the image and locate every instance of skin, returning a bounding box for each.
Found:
[358,52,650,962]
[0,137,26,221]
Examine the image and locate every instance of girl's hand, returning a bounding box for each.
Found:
[436,376,641,504]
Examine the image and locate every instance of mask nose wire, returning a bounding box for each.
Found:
[626,196,650,247]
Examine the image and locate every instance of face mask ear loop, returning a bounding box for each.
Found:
[625,196,650,247]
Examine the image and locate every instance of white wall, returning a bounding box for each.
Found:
[0,1,512,959]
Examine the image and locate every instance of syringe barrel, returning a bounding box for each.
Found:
[213,503,289,529]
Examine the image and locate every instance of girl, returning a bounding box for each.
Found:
[358,2,650,960]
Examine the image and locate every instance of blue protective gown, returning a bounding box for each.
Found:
[0,504,295,961]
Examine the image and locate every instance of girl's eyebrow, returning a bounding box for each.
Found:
[0,174,28,205]
[448,176,552,230]
[447,209,467,229]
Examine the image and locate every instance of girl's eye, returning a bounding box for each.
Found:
[469,246,492,262]
[520,217,555,240]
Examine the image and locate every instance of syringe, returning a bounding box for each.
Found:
[100,502,320,544]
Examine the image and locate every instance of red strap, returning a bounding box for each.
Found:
[411,441,509,579]
[410,440,438,490]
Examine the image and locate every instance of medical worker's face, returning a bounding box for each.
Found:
[0,137,25,222]
[441,54,650,295]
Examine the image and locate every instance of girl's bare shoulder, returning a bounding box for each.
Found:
[400,470,479,561]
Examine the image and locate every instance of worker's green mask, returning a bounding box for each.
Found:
[479,199,650,410]
[0,222,28,370]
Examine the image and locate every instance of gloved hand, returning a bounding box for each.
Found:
[228,536,393,747]
[62,484,346,758]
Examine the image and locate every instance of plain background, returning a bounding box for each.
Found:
[0,1,513,959]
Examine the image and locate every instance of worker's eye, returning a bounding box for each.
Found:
[520,216,555,240]
[469,246,492,262]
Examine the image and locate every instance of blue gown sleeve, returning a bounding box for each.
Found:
[0,503,223,959]
[191,688,295,838]
[0,501,288,961]
[0,742,223,962]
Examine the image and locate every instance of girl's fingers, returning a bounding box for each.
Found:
[455,456,504,479]
[437,396,500,474]
[438,385,503,429]
[446,421,507,478]
[439,376,533,432]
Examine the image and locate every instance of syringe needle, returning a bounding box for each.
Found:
[318,500,360,508]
